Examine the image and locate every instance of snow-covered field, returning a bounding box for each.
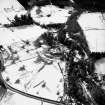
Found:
[0,1,66,105]
[78,12,105,52]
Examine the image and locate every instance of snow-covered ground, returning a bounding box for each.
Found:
[31,5,70,25]
[0,25,64,105]
[78,12,105,52]
[0,0,25,24]
[95,58,105,74]
[0,27,64,105]
[0,0,105,105]
[0,1,66,105]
